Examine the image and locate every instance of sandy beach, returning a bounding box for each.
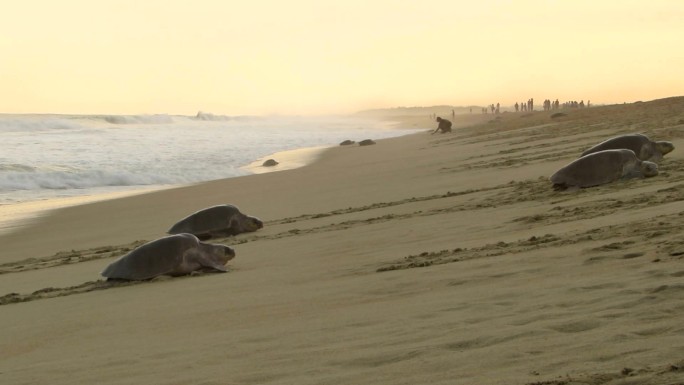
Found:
[2,98,684,384]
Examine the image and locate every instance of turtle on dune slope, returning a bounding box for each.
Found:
[550,149,658,190]
[581,133,674,162]
[101,233,235,281]
[168,204,263,240]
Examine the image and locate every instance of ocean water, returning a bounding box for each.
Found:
[0,113,420,209]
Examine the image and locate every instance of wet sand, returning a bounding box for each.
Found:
[2,98,684,384]
[243,145,330,174]
[0,187,171,236]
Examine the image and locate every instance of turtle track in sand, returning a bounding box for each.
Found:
[0,270,230,306]
[522,358,684,385]
[3,165,681,305]
[376,210,684,272]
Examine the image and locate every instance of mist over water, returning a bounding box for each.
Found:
[0,114,420,205]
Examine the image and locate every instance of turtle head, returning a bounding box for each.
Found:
[196,242,235,272]
[219,245,236,262]
[241,215,264,232]
[655,141,675,155]
[204,243,236,263]
[640,161,659,177]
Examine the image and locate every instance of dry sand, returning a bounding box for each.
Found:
[2,98,684,384]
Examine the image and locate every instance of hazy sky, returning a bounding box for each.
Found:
[1,0,683,115]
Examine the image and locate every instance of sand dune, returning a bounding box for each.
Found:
[2,98,684,384]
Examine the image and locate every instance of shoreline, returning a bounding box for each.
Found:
[0,144,335,235]
[0,122,428,237]
[0,186,178,236]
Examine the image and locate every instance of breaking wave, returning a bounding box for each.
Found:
[97,114,175,125]
[0,168,177,191]
[0,162,249,192]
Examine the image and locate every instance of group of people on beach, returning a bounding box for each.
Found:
[481,99,535,113]
[482,103,501,114]
[465,98,594,116]
[514,98,590,112]
[514,98,536,112]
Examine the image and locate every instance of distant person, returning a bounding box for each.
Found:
[515,102,519,112]
[431,117,452,134]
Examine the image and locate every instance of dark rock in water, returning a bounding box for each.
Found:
[340,140,356,146]
[358,139,376,146]
[262,159,279,167]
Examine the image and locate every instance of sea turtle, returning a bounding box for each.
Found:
[358,139,376,146]
[339,140,356,146]
[550,149,658,190]
[101,233,235,281]
[581,133,674,162]
[168,204,263,240]
[262,159,279,167]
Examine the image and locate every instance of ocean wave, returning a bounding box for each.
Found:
[97,114,175,125]
[193,111,232,121]
[0,116,85,132]
[0,168,181,191]
[0,114,176,132]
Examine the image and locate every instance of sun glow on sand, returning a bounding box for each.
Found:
[2,0,684,115]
